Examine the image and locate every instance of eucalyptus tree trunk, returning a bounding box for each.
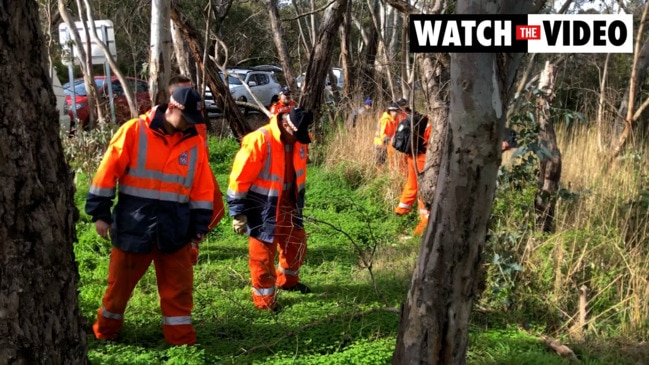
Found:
[291,0,312,57]
[611,2,649,158]
[150,0,172,105]
[74,0,102,127]
[298,0,348,116]
[170,20,192,80]
[417,53,450,208]
[0,1,87,363]
[392,0,539,363]
[170,3,252,139]
[58,0,101,129]
[267,0,298,92]
[340,0,354,101]
[82,0,138,118]
[534,61,561,233]
[358,16,379,103]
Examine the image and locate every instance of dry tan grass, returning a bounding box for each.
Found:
[524,125,649,338]
[322,110,406,207]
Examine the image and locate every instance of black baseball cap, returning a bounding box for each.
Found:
[169,87,205,124]
[287,108,313,144]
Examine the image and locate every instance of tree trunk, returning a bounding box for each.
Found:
[298,0,348,117]
[340,0,354,101]
[393,1,537,363]
[58,0,101,129]
[82,0,139,119]
[611,2,649,158]
[150,0,172,105]
[170,3,252,140]
[534,61,561,233]
[267,0,298,92]
[0,1,87,363]
[359,17,379,102]
[170,20,192,78]
[417,53,450,208]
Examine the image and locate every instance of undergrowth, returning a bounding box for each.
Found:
[67,119,649,364]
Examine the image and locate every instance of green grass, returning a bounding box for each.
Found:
[72,135,640,364]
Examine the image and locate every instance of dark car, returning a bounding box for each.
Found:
[63,76,151,130]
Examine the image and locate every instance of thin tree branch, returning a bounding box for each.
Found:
[283,0,335,21]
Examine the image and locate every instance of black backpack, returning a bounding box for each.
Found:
[392,113,428,155]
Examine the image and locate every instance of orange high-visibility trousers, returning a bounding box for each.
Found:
[93,244,195,345]
[248,206,307,310]
[395,153,427,216]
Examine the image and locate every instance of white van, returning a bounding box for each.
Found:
[49,67,70,131]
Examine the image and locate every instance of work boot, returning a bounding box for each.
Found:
[281,282,312,294]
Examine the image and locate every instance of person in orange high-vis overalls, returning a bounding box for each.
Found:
[394,111,432,236]
[373,103,399,165]
[227,108,314,311]
[166,75,225,264]
[270,86,297,115]
[86,87,215,345]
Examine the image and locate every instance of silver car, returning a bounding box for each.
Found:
[204,68,282,117]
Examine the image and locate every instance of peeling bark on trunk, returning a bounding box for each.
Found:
[267,0,298,92]
[0,1,87,363]
[393,48,505,365]
[298,0,348,117]
[170,4,252,140]
[171,20,192,78]
[534,61,561,233]
[340,1,354,100]
[150,0,172,105]
[392,1,539,363]
[418,53,449,208]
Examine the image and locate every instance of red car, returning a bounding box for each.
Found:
[63,76,151,130]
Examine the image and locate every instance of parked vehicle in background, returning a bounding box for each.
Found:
[203,68,281,116]
[50,67,69,131]
[63,76,151,130]
[296,67,344,90]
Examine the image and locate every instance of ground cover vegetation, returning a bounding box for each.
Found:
[24,0,649,362]
[61,100,649,363]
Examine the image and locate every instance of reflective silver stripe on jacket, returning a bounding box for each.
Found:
[162,316,192,325]
[227,188,247,199]
[278,266,299,276]
[252,286,276,296]
[119,185,190,203]
[191,200,213,210]
[250,184,280,197]
[89,186,116,198]
[100,307,123,320]
[124,119,198,189]
[398,202,411,209]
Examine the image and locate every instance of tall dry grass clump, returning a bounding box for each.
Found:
[509,124,649,340]
[321,110,405,207]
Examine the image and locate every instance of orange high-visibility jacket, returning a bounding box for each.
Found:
[269,100,296,115]
[373,112,397,147]
[226,115,308,243]
[86,105,215,253]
